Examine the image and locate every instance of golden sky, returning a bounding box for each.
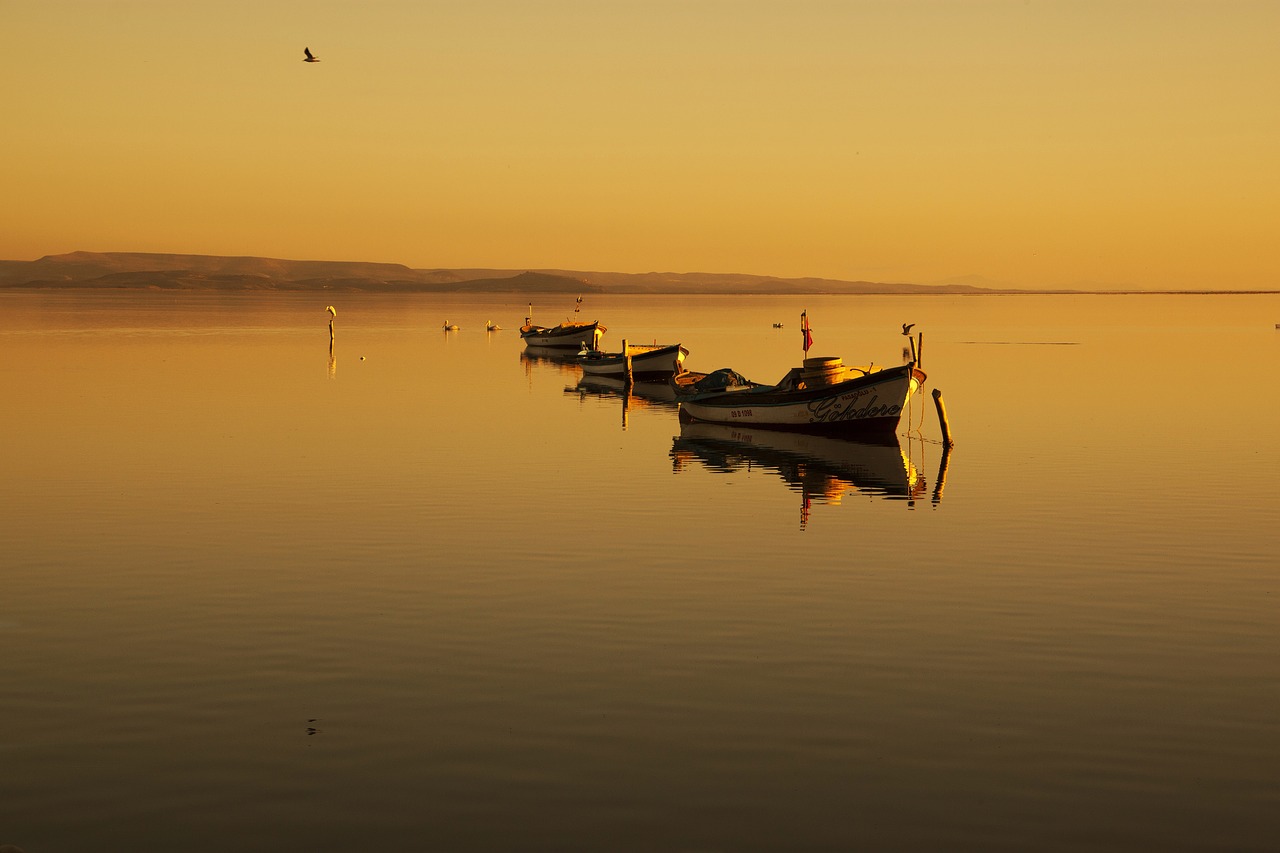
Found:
[3,0,1277,289]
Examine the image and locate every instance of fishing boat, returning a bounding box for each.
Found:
[672,357,926,437]
[520,301,605,350]
[671,310,929,437]
[577,343,688,381]
[520,319,605,350]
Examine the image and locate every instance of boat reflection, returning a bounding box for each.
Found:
[520,348,582,378]
[573,375,678,407]
[567,375,679,429]
[671,421,939,527]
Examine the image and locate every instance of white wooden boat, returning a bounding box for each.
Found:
[671,356,926,437]
[577,343,688,381]
[520,320,605,350]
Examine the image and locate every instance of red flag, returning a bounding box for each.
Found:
[801,311,813,353]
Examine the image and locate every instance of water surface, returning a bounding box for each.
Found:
[2,291,1278,851]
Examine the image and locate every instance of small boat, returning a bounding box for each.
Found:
[672,355,926,437]
[520,302,605,350]
[520,320,604,350]
[577,343,688,381]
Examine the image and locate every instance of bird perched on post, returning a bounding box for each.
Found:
[902,323,915,336]
[304,47,320,62]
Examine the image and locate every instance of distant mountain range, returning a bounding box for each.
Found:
[0,251,997,295]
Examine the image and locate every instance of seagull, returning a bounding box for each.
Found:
[304,47,320,63]
[902,323,915,336]
[326,305,336,317]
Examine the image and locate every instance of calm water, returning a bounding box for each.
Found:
[2,291,1278,852]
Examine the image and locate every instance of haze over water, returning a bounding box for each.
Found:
[2,290,1277,851]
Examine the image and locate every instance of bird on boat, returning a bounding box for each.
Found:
[902,323,915,336]
[304,47,320,62]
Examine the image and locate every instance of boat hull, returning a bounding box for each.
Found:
[520,321,604,350]
[578,344,687,380]
[676,363,925,436]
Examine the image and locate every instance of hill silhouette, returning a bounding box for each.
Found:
[0,251,990,294]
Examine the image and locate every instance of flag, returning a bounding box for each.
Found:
[801,310,813,353]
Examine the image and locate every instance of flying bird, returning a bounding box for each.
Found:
[304,47,320,63]
[902,323,915,336]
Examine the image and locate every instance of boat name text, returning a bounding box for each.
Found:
[808,391,902,423]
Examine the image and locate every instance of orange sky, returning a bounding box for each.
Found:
[3,1,1277,289]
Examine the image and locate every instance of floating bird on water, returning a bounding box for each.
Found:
[443,321,459,331]
[902,323,915,336]
[486,320,502,331]
[304,47,320,63]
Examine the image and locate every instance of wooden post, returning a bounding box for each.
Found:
[622,338,633,387]
[916,332,923,370]
[932,388,953,448]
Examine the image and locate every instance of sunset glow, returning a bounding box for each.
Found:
[4,1,1278,289]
